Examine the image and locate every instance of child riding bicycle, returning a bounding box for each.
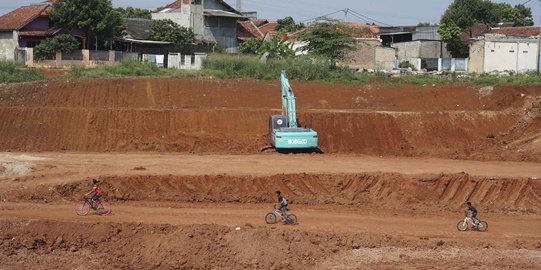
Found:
[465,202,479,229]
[276,191,288,221]
[85,178,103,210]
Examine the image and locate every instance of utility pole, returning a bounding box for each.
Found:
[236,0,242,12]
[537,0,541,75]
[344,8,349,22]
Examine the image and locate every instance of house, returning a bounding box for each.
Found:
[0,1,87,61]
[339,23,396,71]
[469,26,540,74]
[152,0,244,52]
[392,26,451,71]
[237,19,278,42]
[122,18,173,63]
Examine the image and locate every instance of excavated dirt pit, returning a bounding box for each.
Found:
[0,77,540,269]
[0,78,539,160]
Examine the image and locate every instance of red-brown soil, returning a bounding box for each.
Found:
[1,77,540,269]
[0,78,539,161]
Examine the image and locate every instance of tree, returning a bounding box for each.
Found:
[257,36,295,59]
[439,0,535,57]
[492,3,534,26]
[116,7,152,19]
[149,19,194,46]
[238,38,262,55]
[300,22,357,64]
[438,23,469,58]
[440,0,496,30]
[50,0,125,50]
[34,34,80,60]
[275,16,305,33]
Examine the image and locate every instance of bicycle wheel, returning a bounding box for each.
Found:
[457,220,468,231]
[265,213,277,224]
[75,200,90,216]
[95,200,112,216]
[477,221,488,232]
[286,214,298,225]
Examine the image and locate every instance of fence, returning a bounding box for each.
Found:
[168,53,207,70]
[14,49,27,64]
[115,51,139,62]
[439,58,468,72]
[27,49,143,68]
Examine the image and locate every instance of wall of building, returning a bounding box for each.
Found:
[204,0,228,10]
[468,40,485,74]
[393,40,449,62]
[484,39,538,73]
[0,31,17,61]
[375,46,396,71]
[20,16,50,31]
[343,39,379,70]
[517,42,538,73]
[413,26,441,41]
[152,5,192,29]
[204,16,238,49]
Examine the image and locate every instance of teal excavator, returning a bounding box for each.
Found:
[267,70,318,150]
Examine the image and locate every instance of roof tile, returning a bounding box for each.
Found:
[0,4,49,30]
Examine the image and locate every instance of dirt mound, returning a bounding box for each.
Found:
[1,219,539,269]
[6,173,540,213]
[472,96,541,162]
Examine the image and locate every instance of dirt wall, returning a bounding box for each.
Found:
[0,78,539,160]
[5,173,539,214]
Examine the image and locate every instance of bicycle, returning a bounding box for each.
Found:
[457,211,488,231]
[265,203,297,225]
[74,196,112,216]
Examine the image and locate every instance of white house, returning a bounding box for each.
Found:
[469,27,540,74]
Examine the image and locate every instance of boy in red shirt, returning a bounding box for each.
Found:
[85,178,103,209]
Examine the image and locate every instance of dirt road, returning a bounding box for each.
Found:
[2,152,540,183]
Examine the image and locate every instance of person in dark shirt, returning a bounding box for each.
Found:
[466,201,479,228]
[276,191,288,220]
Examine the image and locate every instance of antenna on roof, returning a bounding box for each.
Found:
[236,0,242,11]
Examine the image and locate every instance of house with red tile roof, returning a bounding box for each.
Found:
[237,19,278,41]
[0,1,87,61]
[469,26,539,74]
[152,0,244,52]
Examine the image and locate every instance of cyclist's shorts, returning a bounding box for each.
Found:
[92,194,101,201]
[469,212,477,218]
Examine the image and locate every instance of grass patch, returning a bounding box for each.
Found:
[202,54,370,83]
[0,62,45,83]
[70,60,189,78]
[2,58,541,86]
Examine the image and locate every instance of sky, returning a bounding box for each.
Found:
[1,0,539,26]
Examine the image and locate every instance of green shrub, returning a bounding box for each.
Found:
[0,62,45,83]
[34,34,80,61]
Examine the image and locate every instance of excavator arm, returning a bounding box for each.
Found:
[280,70,298,128]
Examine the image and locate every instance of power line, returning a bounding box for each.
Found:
[348,9,392,26]
[298,9,347,23]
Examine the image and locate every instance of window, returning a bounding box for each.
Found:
[509,50,515,53]
[191,55,195,65]
[523,51,528,53]
[491,50,495,52]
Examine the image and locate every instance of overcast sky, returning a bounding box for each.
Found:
[1,0,539,26]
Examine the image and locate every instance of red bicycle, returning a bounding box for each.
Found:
[74,196,112,216]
